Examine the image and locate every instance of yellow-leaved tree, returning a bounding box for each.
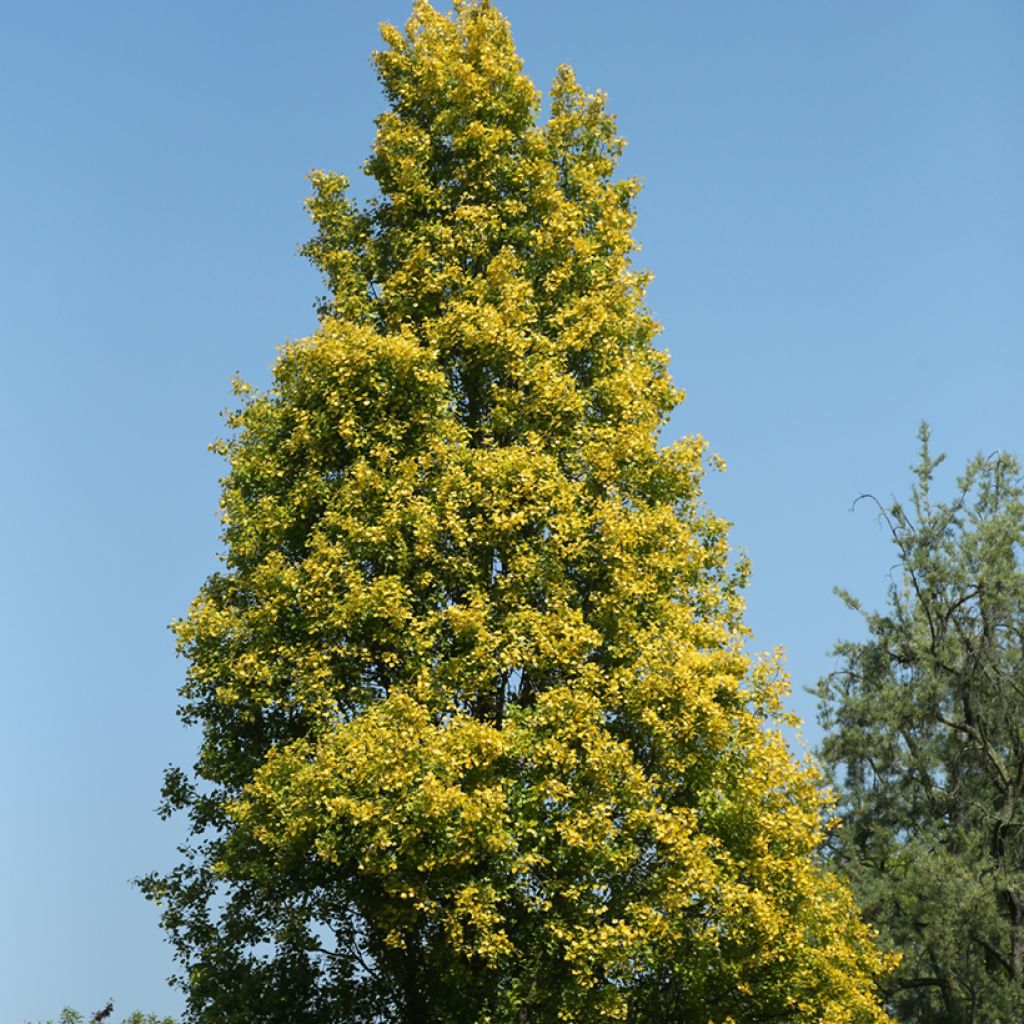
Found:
[141,3,893,1022]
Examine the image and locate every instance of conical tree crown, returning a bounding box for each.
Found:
[145,4,892,1022]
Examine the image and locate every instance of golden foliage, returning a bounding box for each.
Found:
[161,3,894,1021]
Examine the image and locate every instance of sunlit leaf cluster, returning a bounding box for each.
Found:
[142,3,893,1021]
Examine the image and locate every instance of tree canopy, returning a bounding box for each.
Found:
[28,1009,175,1024]
[142,3,892,1021]
[818,424,1024,1023]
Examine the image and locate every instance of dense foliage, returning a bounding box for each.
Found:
[818,425,1024,1023]
[142,2,892,1021]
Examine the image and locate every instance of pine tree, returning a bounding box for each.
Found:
[817,425,1024,1023]
[142,3,891,1021]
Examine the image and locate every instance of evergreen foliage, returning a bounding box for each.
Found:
[818,424,1024,1023]
[142,3,891,1021]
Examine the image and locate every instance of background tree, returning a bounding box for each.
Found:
[142,2,891,1021]
[817,424,1024,1023]
[28,1009,175,1024]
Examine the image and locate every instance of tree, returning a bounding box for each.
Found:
[141,2,891,1021]
[817,424,1024,1023]
[28,1009,176,1024]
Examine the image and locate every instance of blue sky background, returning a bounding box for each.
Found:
[2,1,1021,1018]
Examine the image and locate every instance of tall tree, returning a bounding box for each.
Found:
[817,424,1024,1024]
[142,3,890,1021]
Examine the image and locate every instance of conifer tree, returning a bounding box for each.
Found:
[818,426,1024,1023]
[142,3,891,1021]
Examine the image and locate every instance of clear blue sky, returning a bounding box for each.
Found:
[2,1,1021,1018]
